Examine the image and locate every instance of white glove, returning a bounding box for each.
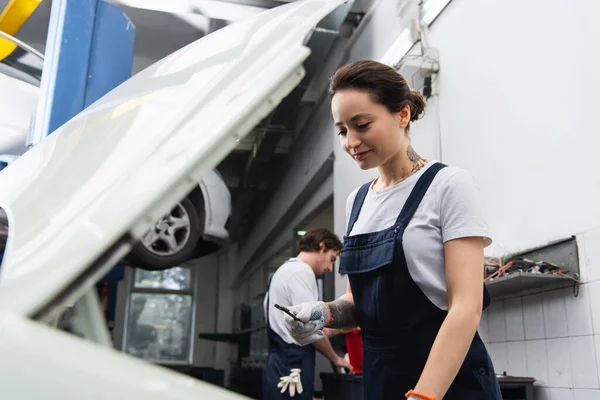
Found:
[283,301,330,346]
[277,368,303,397]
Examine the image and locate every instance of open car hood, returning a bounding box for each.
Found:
[0,0,350,317]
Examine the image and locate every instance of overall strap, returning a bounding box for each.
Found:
[345,181,373,236]
[395,162,447,228]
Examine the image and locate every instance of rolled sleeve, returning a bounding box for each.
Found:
[288,269,319,305]
[439,170,492,247]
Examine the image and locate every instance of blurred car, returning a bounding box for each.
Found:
[0,1,350,399]
[0,30,41,156]
[0,31,231,271]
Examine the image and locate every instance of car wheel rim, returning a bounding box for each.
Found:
[141,203,191,256]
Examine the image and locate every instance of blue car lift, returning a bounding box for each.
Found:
[31,0,135,143]
[30,0,136,331]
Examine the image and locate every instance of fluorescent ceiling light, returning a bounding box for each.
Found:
[380,0,452,67]
[173,13,212,31]
[297,230,306,236]
[379,29,415,68]
[421,0,451,26]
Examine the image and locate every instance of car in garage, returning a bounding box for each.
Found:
[0,31,231,271]
[0,31,41,157]
[0,0,350,398]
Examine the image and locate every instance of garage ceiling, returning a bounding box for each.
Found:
[0,0,370,242]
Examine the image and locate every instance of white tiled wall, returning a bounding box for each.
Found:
[481,228,600,399]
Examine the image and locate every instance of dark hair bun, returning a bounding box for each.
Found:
[408,90,426,121]
[329,60,428,131]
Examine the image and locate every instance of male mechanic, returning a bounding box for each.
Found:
[262,228,352,399]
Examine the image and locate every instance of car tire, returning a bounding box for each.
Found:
[126,197,201,271]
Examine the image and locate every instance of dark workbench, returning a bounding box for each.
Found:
[498,376,536,399]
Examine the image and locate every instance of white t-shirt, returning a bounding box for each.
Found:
[346,161,491,311]
[264,258,319,344]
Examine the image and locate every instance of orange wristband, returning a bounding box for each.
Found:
[323,302,334,327]
[405,390,436,400]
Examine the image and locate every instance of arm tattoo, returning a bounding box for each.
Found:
[407,145,427,174]
[326,299,358,329]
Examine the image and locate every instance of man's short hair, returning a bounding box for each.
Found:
[297,228,343,253]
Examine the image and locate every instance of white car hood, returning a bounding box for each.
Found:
[0,72,39,155]
[0,0,349,317]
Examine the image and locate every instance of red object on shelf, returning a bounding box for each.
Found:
[345,329,363,374]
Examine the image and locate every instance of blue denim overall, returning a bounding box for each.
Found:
[262,273,316,399]
[339,162,501,400]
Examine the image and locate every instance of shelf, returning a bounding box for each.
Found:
[199,326,267,343]
[238,325,267,335]
[485,272,575,298]
[198,332,249,344]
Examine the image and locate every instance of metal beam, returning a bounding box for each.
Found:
[227,117,282,239]
[233,156,334,287]
[227,2,352,239]
[172,12,211,32]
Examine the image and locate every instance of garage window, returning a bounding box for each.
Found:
[124,267,195,364]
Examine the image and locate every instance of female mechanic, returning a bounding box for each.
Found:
[282,60,501,400]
